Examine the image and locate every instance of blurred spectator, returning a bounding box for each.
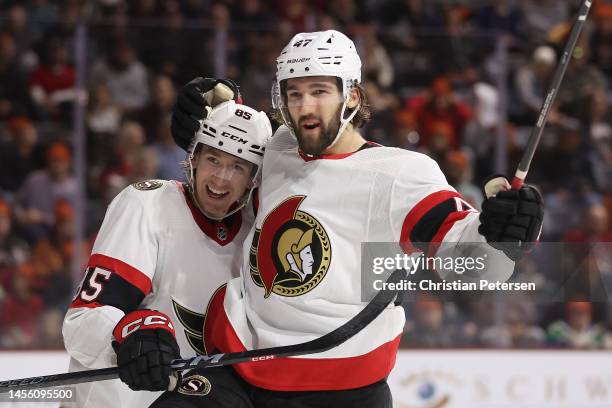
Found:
[130,75,176,142]
[401,297,470,348]
[0,116,45,192]
[25,0,59,44]
[127,0,157,19]
[135,1,189,80]
[405,76,473,149]
[0,199,30,274]
[514,46,556,122]
[0,271,43,348]
[420,121,455,164]
[87,83,121,135]
[3,4,35,68]
[442,150,482,210]
[464,67,499,130]
[232,0,274,29]
[238,35,278,112]
[479,300,545,348]
[520,0,569,44]
[547,301,611,349]
[14,142,76,243]
[29,37,76,120]
[90,39,150,111]
[0,32,34,119]
[474,0,521,40]
[554,26,608,126]
[152,116,185,181]
[30,200,86,307]
[375,0,441,49]
[275,0,317,35]
[591,8,612,83]
[100,120,145,201]
[542,181,601,240]
[362,80,400,146]
[428,4,487,74]
[361,28,394,89]
[129,146,159,185]
[534,129,595,191]
[564,203,612,243]
[326,0,362,28]
[589,86,611,193]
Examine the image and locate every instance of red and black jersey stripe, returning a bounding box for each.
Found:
[69,254,152,314]
[400,190,474,255]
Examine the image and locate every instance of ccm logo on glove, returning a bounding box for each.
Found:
[113,310,175,343]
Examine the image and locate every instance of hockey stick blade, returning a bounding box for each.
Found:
[0,269,406,393]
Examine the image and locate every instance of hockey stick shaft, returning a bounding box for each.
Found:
[0,269,405,393]
[511,0,592,190]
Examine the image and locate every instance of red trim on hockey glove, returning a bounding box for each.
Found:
[209,302,401,391]
[400,190,461,253]
[88,254,152,296]
[113,310,176,344]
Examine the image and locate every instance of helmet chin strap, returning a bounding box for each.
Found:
[325,96,359,152]
[284,99,360,155]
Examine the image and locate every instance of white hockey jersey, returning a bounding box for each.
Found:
[62,180,253,407]
[205,126,514,391]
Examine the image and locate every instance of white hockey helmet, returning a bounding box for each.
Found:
[186,100,272,219]
[271,30,363,150]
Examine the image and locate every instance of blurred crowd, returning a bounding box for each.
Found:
[0,0,610,350]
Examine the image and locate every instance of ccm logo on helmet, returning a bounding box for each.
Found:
[221,131,248,144]
[121,315,174,338]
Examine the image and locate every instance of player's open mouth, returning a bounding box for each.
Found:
[206,185,229,199]
[301,120,320,131]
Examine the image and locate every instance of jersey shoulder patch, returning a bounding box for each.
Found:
[132,179,164,191]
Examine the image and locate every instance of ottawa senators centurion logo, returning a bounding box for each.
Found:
[249,196,331,298]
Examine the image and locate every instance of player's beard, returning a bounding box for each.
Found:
[293,105,342,156]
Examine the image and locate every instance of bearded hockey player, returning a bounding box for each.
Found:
[62,99,271,407]
[156,30,544,408]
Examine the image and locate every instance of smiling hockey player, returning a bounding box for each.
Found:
[62,99,271,407]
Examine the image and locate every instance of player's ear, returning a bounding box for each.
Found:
[346,87,360,109]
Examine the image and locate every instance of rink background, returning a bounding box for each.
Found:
[1,350,611,408]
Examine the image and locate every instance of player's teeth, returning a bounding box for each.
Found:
[209,187,228,195]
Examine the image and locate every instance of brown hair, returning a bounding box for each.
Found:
[349,82,371,129]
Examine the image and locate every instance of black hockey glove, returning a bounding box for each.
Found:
[171,77,241,151]
[112,310,181,391]
[478,176,544,261]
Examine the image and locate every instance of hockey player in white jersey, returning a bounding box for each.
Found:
[62,97,272,407]
[158,30,544,408]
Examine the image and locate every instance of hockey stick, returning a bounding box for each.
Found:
[484,0,592,198]
[0,268,406,393]
[510,0,592,190]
